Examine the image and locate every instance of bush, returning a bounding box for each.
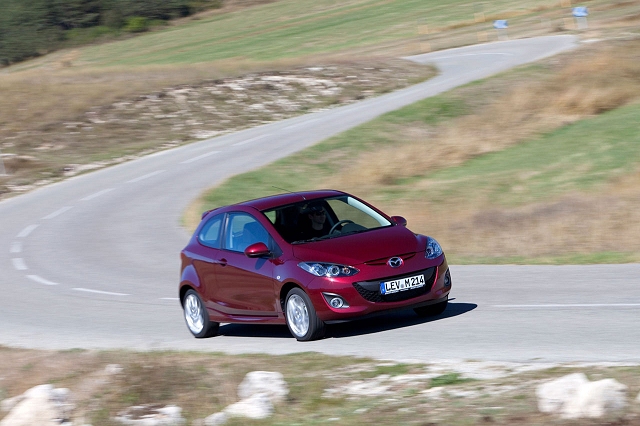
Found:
[124,16,148,33]
[0,0,224,66]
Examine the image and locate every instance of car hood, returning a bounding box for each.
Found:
[291,226,421,265]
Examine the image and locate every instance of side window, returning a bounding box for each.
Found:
[198,214,223,248]
[225,213,270,253]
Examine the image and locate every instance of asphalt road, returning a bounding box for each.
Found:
[3,35,639,363]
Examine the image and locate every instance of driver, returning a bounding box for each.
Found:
[298,202,331,240]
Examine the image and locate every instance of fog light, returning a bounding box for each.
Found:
[444,269,451,287]
[322,293,349,309]
[330,297,344,308]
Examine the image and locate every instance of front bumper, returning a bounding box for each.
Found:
[312,256,451,322]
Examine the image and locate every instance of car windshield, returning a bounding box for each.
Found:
[262,195,392,244]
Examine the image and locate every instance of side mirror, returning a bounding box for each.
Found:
[391,216,407,227]
[245,242,271,258]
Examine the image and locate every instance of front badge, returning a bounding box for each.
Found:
[387,257,403,268]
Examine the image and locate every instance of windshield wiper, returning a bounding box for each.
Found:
[291,234,340,244]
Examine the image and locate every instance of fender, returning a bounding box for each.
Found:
[179,263,201,299]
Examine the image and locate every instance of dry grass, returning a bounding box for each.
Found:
[396,171,640,259]
[1,347,639,425]
[0,58,434,196]
[329,40,640,192]
[0,57,310,135]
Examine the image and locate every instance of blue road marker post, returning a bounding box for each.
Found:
[493,20,508,40]
[573,6,589,29]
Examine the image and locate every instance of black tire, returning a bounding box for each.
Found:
[414,298,448,318]
[183,289,219,338]
[285,288,325,341]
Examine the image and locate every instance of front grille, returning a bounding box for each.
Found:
[353,267,436,303]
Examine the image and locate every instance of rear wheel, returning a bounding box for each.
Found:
[414,298,448,318]
[285,288,325,341]
[183,289,219,338]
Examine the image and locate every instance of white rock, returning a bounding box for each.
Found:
[420,387,445,400]
[1,394,23,412]
[0,384,72,426]
[204,412,228,426]
[105,364,123,375]
[114,404,185,425]
[565,379,627,419]
[237,371,288,403]
[536,373,627,419]
[536,373,589,414]
[224,392,273,419]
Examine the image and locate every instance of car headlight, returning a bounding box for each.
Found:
[425,237,443,259]
[298,262,359,278]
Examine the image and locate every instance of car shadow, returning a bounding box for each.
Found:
[216,301,477,340]
[218,323,292,339]
[326,301,477,339]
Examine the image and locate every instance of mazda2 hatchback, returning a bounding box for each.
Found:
[180,190,451,341]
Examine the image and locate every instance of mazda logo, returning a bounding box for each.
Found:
[387,257,403,268]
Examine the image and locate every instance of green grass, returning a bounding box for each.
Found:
[410,101,640,207]
[430,373,476,387]
[449,252,640,265]
[359,363,413,379]
[78,0,561,66]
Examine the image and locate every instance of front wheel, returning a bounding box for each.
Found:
[183,289,219,338]
[285,288,325,341]
[414,298,448,318]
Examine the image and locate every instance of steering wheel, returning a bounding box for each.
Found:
[329,219,354,234]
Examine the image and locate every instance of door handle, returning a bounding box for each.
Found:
[218,258,228,266]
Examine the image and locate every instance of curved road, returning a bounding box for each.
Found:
[2,35,639,363]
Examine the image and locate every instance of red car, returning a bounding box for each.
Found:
[179,190,451,341]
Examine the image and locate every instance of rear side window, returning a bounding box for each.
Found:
[198,214,223,248]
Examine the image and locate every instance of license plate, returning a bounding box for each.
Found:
[380,274,425,295]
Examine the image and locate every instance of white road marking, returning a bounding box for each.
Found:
[10,241,22,253]
[43,206,73,220]
[27,275,59,286]
[17,224,39,238]
[127,170,166,183]
[232,135,268,146]
[421,52,515,60]
[284,118,320,130]
[160,297,180,301]
[181,150,220,164]
[73,288,129,296]
[12,258,27,270]
[493,303,640,308]
[81,188,115,201]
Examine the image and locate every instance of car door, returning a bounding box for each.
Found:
[215,212,279,317]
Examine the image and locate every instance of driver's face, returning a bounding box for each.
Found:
[310,210,326,225]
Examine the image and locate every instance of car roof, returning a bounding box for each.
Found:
[238,189,346,211]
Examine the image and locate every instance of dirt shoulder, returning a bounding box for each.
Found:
[1,346,639,425]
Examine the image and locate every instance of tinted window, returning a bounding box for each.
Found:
[225,213,270,252]
[198,214,223,248]
[263,196,391,243]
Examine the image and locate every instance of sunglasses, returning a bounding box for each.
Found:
[312,210,325,216]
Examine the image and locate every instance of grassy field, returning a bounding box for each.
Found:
[75,0,568,66]
[1,346,639,425]
[2,0,640,265]
[198,35,640,264]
